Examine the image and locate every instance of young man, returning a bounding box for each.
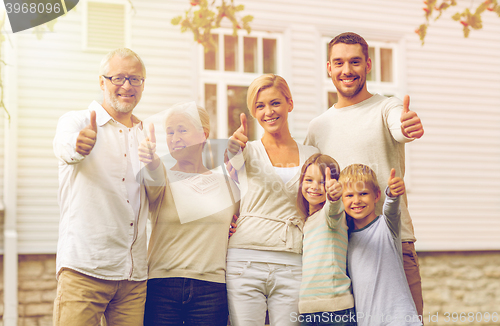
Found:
[53,48,148,325]
[340,165,422,326]
[304,32,424,317]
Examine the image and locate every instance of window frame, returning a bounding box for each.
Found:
[198,29,282,140]
[82,0,131,52]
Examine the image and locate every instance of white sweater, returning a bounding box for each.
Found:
[305,94,416,242]
[228,140,319,254]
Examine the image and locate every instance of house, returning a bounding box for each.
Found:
[1,0,500,324]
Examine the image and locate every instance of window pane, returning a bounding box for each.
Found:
[244,37,257,73]
[263,38,276,74]
[204,35,219,70]
[367,47,375,81]
[328,92,338,108]
[227,85,256,141]
[224,35,238,72]
[204,84,217,138]
[381,48,393,83]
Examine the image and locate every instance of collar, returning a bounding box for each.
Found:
[88,100,143,130]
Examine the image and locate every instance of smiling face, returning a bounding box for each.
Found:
[301,163,327,215]
[327,43,372,107]
[254,86,293,135]
[341,183,381,230]
[100,55,145,114]
[165,113,207,162]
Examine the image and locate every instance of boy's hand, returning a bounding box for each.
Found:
[325,167,342,201]
[138,123,160,170]
[401,95,424,139]
[76,111,97,156]
[388,168,405,197]
[228,113,248,155]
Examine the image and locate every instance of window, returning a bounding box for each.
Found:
[199,30,281,140]
[82,0,131,52]
[322,38,400,109]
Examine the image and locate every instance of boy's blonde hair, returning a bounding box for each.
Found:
[246,74,292,118]
[339,164,380,194]
[297,153,340,218]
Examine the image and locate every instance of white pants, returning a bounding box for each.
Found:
[226,261,301,326]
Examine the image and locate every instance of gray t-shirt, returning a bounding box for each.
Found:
[348,191,422,326]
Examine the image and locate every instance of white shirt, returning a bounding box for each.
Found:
[53,101,148,281]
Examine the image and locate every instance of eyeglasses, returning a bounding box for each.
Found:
[102,75,144,86]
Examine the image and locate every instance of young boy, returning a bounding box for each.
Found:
[339,164,422,326]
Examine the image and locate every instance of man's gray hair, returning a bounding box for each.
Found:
[99,48,146,77]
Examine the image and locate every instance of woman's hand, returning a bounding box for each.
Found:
[139,123,160,170]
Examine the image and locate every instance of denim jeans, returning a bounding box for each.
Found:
[300,308,357,326]
[143,277,228,326]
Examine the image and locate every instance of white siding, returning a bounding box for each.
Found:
[9,0,500,252]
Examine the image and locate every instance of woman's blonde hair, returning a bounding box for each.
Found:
[297,153,340,218]
[246,74,292,118]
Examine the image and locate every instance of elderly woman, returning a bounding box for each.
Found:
[138,102,239,326]
[226,74,319,326]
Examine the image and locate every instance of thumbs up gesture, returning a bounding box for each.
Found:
[388,168,405,197]
[228,113,248,155]
[76,111,97,156]
[325,167,343,202]
[400,95,424,139]
[138,123,160,170]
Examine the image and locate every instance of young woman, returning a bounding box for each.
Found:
[226,74,319,326]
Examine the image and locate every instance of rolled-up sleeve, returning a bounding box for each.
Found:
[53,111,87,164]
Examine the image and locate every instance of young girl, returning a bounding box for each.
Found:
[297,153,357,326]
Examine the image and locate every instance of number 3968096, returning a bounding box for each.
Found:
[5,2,61,14]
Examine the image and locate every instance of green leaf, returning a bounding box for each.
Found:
[452,12,461,21]
[476,2,488,14]
[463,26,470,37]
[46,19,57,32]
[235,4,244,11]
[171,16,183,25]
[33,27,44,40]
[242,15,253,23]
[469,13,483,29]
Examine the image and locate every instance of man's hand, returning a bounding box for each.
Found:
[76,111,97,156]
[228,113,248,155]
[388,168,405,197]
[325,167,342,202]
[138,123,160,170]
[401,95,424,139]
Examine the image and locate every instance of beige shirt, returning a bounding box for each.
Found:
[228,140,319,253]
[144,165,239,283]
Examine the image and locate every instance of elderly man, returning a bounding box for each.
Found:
[53,48,148,325]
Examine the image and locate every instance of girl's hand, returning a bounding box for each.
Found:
[228,215,238,238]
[139,123,160,170]
[325,167,342,202]
[388,168,405,197]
